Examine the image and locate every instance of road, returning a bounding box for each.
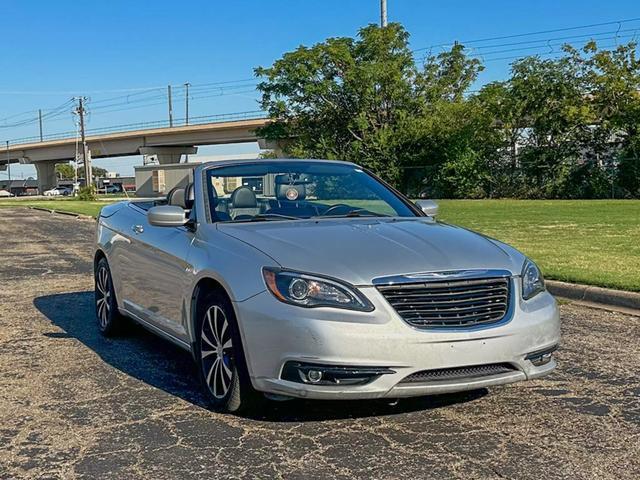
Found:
[0,207,639,479]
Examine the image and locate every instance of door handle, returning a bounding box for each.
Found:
[131,224,144,234]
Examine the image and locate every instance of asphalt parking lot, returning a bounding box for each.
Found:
[1,207,639,479]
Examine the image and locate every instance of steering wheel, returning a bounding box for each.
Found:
[321,204,357,216]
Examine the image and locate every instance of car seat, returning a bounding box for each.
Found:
[230,186,260,220]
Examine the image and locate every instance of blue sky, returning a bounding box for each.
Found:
[2,0,639,178]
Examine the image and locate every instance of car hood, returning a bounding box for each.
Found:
[218,218,525,286]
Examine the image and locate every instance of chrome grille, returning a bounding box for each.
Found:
[400,363,516,384]
[377,276,511,328]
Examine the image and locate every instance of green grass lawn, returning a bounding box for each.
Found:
[437,200,640,292]
[1,197,638,291]
[0,198,119,218]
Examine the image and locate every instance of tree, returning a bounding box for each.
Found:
[400,44,489,197]
[577,41,640,197]
[55,162,107,180]
[256,23,640,198]
[92,166,108,178]
[256,24,487,192]
[55,163,76,180]
[417,43,483,104]
[256,23,421,185]
[474,41,640,198]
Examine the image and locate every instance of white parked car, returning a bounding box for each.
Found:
[95,159,560,413]
[44,187,71,196]
[0,189,13,197]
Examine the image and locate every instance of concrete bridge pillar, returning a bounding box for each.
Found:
[34,160,58,194]
[138,146,198,165]
[258,138,288,158]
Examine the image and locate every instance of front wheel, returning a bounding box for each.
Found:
[195,291,261,413]
[94,257,125,335]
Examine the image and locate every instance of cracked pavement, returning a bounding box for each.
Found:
[0,207,639,479]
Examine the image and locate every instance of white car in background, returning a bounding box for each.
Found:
[0,189,13,197]
[44,187,71,196]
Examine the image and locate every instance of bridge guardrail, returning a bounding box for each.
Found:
[5,110,267,147]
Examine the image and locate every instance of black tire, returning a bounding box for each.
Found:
[94,257,125,336]
[194,290,261,413]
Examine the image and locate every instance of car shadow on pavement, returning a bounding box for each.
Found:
[34,291,488,422]
[34,291,208,407]
[246,388,488,422]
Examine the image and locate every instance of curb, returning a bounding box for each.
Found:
[28,206,95,221]
[29,206,55,213]
[547,280,640,311]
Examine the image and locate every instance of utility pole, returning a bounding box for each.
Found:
[184,82,191,125]
[380,0,387,27]
[38,109,43,142]
[73,121,80,195]
[76,97,91,187]
[5,141,10,183]
[168,85,174,127]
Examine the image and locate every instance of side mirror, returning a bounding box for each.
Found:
[415,199,439,217]
[148,205,188,227]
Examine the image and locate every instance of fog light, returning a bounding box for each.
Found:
[525,345,558,366]
[281,361,396,386]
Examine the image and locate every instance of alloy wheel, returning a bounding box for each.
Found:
[200,305,234,399]
[95,265,111,328]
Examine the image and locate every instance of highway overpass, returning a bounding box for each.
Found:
[2,113,271,193]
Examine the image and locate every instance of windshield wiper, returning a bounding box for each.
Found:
[317,209,390,219]
[237,213,300,222]
[345,210,389,217]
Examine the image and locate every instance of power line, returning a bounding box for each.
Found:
[78,88,259,117]
[480,40,637,63]
[467,33,638,60]
[0,77,258,96]
[87,82,258,112]
[0,98,75,128]
[0,79,260,131]
[467,27,638,51]
[412,16,640,52]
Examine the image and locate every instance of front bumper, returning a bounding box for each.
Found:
[234,282,560,400]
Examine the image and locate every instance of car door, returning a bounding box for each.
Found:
[123,209,195,344]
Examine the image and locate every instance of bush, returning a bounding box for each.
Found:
[617,156,640,198]
[430,150,488,198]
[78,185,97,201]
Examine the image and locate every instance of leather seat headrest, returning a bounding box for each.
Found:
[231,186,257,208]
[277,183,306,201]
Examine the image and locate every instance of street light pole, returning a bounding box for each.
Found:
[168,85,173,127]
[380,0,387,27]
[184,82,191,125]
[38,109,43,142]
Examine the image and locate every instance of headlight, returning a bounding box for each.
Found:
[521,259,545,300]
[262,268,374,311]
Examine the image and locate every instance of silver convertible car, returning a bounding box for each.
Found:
[95,159,560,412]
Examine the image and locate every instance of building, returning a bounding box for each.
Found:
[133,154,260,197]
[0,179,39,196]
[134,163,200,197]
[96,175,136,192]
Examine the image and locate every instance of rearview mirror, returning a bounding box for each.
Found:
[148,205,188,227]
[415,199,439,217]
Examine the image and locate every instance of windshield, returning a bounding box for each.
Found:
[205,161,417,222]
